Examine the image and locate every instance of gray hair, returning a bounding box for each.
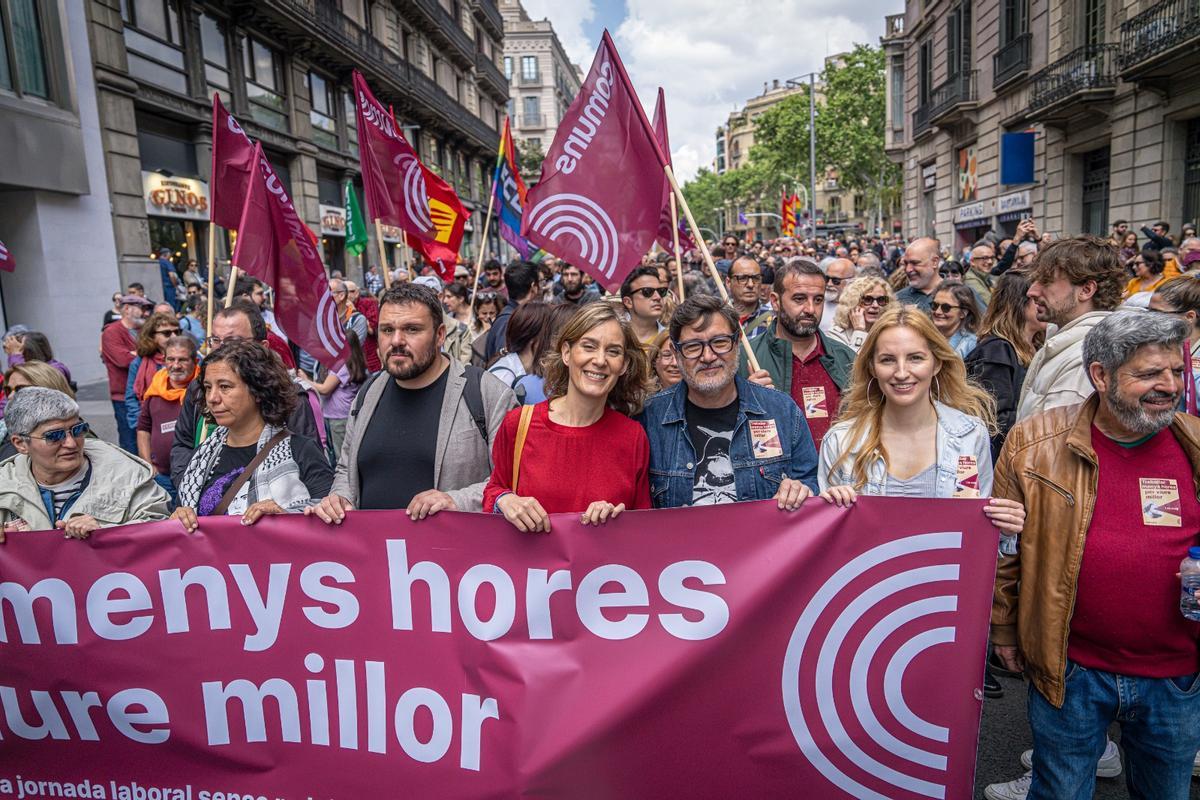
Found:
[1082,309,1189,382]
[4,387,79,437]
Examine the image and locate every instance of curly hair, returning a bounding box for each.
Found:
[136,312,179,357]
[542,303,654,417]
[1029,235,1125,311]
[199,340,297,427]
[834,276,894,330]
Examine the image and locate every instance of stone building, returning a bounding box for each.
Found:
[499,0,581,172]
[884,0,1200,253]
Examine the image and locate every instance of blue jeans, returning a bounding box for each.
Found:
[1028,659,1200,800]
[112,400,137,454]
[153,473,178,511]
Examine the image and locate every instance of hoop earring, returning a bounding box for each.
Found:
[867,378,880,409]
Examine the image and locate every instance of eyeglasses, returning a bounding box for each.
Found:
[656,347,678,364]
[156,328,182,336]
[971,256,995,264]
[206,335,245,349]
[931,302,961,313]
[634,286,669,299]
[859,295,890,307]
[674,334,737,360]
[729,274,762,285]
[26,421,90,444]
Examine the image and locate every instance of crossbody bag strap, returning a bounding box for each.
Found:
[511,404,534,495]
[212,430,289,516]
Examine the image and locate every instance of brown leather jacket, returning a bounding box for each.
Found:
[992,394,1200,707]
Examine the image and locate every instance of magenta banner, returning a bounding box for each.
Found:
[0,498,997,799]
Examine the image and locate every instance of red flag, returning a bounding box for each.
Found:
[651,89,697,255]
[233,143,347,371]
[209,94,257,230]
[782,192,796,236]
[402,164,468,284]
[0,239,13,273]
[522,31,668,293]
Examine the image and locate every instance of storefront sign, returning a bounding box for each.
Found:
[997,190,1031,215]
[380,224,404,243]
[953,200,993,225]
[922,163,937,191]
[320,204,347,237]
[142,172,210,221]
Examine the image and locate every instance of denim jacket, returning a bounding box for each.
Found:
[817,401,993,498]
[636,376,819,509]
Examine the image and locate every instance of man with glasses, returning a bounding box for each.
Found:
[621,266,668,344]
[726,257,774,338]
[101,294,153,454]
[820,258,857,333]
[638,294,818,510]
[895,237,942,313]
[965,241,997,308]
[0,387,169,539]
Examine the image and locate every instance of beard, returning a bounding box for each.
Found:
[777,306,819,339]
[1105,383,1179,437]
[384,341,439,380]
[685,359,736,396]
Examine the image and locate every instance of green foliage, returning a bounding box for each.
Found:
[516,139,546,183]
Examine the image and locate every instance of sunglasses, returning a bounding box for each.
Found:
[931,302,961,313]
[826,276,847,286]
[859,295,890,307]
[674,334,737,360]
[634,286,669,299]
[156,328,183,336]
[27,420,90,444]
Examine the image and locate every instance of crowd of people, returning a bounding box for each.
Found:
[3,216,1200,799]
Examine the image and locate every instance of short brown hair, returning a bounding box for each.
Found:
[669,294,739,342]
[1029,235,1124,311]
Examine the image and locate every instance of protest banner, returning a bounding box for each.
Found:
[0,498,996,799]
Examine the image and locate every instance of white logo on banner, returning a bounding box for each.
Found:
[526,193,619,279]
[0,243,9,262]
[394,154,433,234]
[782,532,964,800]
[315,279,347,356]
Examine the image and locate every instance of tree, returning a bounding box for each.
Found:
[515,139,546,183]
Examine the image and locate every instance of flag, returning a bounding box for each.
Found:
[738,211,749,225]
[233,143,348,372]
[781,193,796,237]
[344,183,368,258]
[522,31,669,293]
[0,239,12,273]
[651,88,697,255]
[210,94,258,230]
[493,118,537,260]
[402,162,469,283]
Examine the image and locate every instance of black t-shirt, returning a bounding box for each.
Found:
[200,442,257,500]
[685,397,739,506]
[357,368,449,509]
[197,434,334,515]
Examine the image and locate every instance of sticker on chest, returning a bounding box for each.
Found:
[1140,478,1182,527]
[749,419,783,459]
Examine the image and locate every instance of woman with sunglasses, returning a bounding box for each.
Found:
[827,276,895,352]
[1,387,169,539]
[102,293,123,329]
[123,311,182,434]
[1123,249,1170,301]
[0,361,79,462]
[930,282,981,359]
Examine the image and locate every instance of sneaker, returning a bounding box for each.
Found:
[1193,750,1200,777]
[1018,739,1122,777]
[984,771,1031,800]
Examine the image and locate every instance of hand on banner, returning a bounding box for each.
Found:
[496,493,551,533]
[983,498,1025,534]
[242,499,286,525]
[774,478,812,511]
[0,518,31,543]
[56,514,100,539]
[747,369,775,390]
[580,501,626,526]
[305,493,355,525]
[819,485,859,507]
[993,644,1025,674]
[171,506,200,533]
[407,490,457,521]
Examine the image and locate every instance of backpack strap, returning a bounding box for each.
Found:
[461,365,490,443]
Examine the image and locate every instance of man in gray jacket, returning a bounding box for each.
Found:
[307,283,516,524]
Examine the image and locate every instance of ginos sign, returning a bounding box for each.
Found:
[142,172,210,221]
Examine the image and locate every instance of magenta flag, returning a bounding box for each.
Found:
[209,94,257,230]
[521,31,668,293]
[0,497,997,798]
[651,88,697,256]
[0,239,13,273]
[232,143,347,371]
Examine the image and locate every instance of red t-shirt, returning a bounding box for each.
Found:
[1067,426,1200,677]
[483,401,651,514]
[789,337,840,445]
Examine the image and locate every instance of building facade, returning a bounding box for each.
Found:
[499,0,581,173]
[885,0,1200,252]
[88,0,506,291]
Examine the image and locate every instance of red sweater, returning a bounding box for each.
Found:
[483,402,651,514]
[1067,426,1200,677]
[100,321,138,401]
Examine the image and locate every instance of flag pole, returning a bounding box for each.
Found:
[224,267,238,308]
[205,223,217,341]
[374,219,392,289]
[467,182,498,332]
[669,193,685,302]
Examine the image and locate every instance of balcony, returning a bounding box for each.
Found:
[928,70,977,125]
[1028,44,1119,124]
[912,104,933,139]
[476,52,508,101]
[1119,0,1200,88]
[993,32,1032,89]
[519,113,544,129]
[400,0,475,66]
[884,13,905,39]
[473,0,504,39]
[519,72,542,86]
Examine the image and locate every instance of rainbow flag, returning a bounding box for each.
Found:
[493,118,537,260]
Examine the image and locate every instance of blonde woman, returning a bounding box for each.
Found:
[817,306,1026,539]
[827,275,895,352]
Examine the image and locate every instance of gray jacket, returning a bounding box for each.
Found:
[330,358,517,510]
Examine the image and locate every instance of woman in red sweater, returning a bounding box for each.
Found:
[484,303,653,531]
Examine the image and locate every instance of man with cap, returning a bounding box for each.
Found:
[100,294,153,453]
[454,264,472,288]
[157,248,181,311]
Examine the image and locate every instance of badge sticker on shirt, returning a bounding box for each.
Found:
[801,386,828,419]
[1191,355,1200,374]
[160,420,176,435]
[1140,478,1182,526]
[749,419,783,459]
[954,455,979,498]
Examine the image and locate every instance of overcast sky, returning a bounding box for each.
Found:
[518,0,905,182]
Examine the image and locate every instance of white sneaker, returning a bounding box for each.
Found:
[1018,738,1122,777]
[984,771,1031,800]
[1193,750,1200,777]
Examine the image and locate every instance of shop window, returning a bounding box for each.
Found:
[1080,146,1110,236]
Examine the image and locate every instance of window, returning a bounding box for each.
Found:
[521,55,537,81]
[243,36,287,131]
[503,55,512,79]
[919,39,932,105]
[1000,0,1028,45]
[890,57,904,131]
[946,1,972,79]
[1184,119,1200,228]
[522,95,539,126]
[309,72,337,150]
[1080,146,1110,236]
[1083,0,1106,47]
[122,0,187,94]
[199,12,230,102]
[0,0,51,98]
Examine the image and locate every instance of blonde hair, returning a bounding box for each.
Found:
[542,303,654,416]
[830,306,996,490]
[4,361,75,398]
[834,276,894,329]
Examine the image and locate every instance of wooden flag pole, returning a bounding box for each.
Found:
[669,192,685,302]
[223,232,239,309]
[205,223,217,344]
[663,164,760,373]
[374,219,392,289]
[467,183,499,332]
[399,238,411,282]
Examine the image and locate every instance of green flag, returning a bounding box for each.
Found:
[345,183,368,257]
